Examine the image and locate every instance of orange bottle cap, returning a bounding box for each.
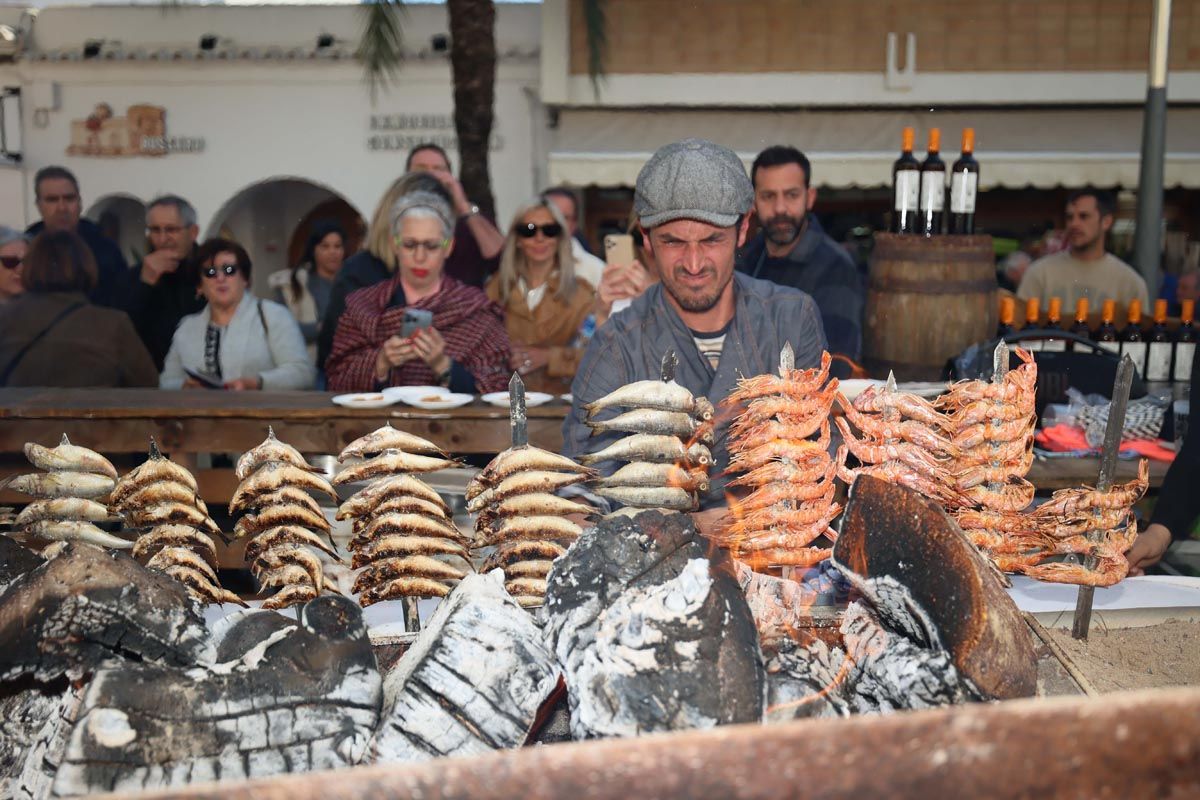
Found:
[902,127,914,151]
[1075,297,1089,319]
[1154,298,1168,321]
[1102,299,1116,319]
[1025,297,1040,321]
[1128,299,1142,322]
[1183,299,1195,321]
[962,128,975,153]
[1000,296,1014,323]
[928,128,941,152]
[1048,297,1062,319]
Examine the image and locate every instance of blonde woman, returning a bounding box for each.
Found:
[485,198,596,394]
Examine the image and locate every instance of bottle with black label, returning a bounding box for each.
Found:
[996,296,1014,338]
[1145,299,1173,383]
[1022,297,1042,352]
[1119,299,1147,373]
[949,128,979,235]
[1041,297,1066,352]
[1175,299,1196,385]
[1095,299,1120,353]
[892,127,921,235]
[919,128,945,237]
[1068,297,1090,351]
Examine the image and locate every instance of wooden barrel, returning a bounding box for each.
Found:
[864,234,998,381]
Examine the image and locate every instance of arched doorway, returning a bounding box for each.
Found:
[287,197,367,270]
[207,178,365,298]
[87,194,146,266]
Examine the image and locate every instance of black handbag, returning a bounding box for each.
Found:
[948,329,1146,419]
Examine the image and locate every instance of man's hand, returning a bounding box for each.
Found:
[181,377,205,390]
[410,327,450,375]
[510,346,549,375]
[224,376,262,391]
[1125,523,1173,575]
[140,250,182,287]
[432,171,472,216]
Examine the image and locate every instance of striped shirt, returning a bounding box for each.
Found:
[691,324,729,370]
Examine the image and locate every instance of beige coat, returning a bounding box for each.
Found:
[486,272,595,394]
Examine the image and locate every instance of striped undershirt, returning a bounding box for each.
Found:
[690,320,732,370]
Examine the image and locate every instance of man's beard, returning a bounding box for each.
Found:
[662,266,733,313]
[763,212,805,247]
[1068,230,1102,255]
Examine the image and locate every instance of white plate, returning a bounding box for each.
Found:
[382,385,449,404]
[407,393,474,410]
[837,379,884,402]
[331,392,397,409]
[480,391,555,408]
[560,393,573,404]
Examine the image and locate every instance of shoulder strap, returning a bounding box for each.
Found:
[0,302,86,386]
[257,299,270,337]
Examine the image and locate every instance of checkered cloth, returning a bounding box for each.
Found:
[1077,397,1166,448]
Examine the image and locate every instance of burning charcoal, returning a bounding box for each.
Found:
[763,638,853,721]
[543,510,763,739]
[838,599,975,713]
[51,596,380,795]
[0,679,84,800]
[0,535,44,593]
[0,543,211,683]
[372,571,558,763]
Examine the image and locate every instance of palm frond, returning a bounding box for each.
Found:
[582,0,607,99]
[357,0,406,102]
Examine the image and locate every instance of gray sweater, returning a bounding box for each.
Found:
[563,272,827,509]
[159,292,316,390]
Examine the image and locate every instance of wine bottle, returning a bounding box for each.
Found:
[1042,297,1066,352]
[892,127,921,235]
[1022,297,1042,352]
[1145,299,1173,383]
[918,128,945,237]
[1095,299,1120,354]
[1068,297,1090,351]
[1175,299,1196,385]
[1119,299,1146,373]
[996,296,1015,338]
[949,128,979,235]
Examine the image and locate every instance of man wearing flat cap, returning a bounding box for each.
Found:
[562,138,828,527]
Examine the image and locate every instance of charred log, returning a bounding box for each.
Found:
[51,596,380,796]
[0,535,44,592]
[372,571,558,763]
[0,678,84,800]
[0,543,210,683]
[543,509,764,739]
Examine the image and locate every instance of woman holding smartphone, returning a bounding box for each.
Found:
[486,197,595,394]
[325,190,510,393]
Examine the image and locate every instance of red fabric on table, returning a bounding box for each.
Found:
[1036,424,1176,462]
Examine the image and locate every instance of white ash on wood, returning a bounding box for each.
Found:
[543,509,764,740]
[0,543,211,683]
[372,570,559,763]
[51,595,381,796]
[0,679,84,800]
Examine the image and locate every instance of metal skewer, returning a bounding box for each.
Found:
[661,350,677,383]
[509,372,528,448]
[1071,354,1135,641]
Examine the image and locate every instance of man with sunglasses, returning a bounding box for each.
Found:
[563,139,827,533]
[122,195,206,371]
[25,166,127,309]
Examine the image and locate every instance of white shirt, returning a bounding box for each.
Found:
[571,238,605,290]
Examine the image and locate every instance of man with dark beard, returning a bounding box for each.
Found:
[736,146,863,375]
[562,139,827,523]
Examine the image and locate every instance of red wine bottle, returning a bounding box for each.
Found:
[918,128,945,237]
[892,127,920,235]
[949,128,979,235]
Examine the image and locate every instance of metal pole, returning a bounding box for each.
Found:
[1132,0,1172,297]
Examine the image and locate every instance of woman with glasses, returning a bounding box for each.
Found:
[159,239,315,391]
[0,229,156,387]
[0,226,28,305]
[326,191,510,393]
[485,198,596,394]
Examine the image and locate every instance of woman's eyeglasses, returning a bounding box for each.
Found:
[0,256,21,270]
[203,264,239,279]
[395,238,449,255]
[516,223,562,239]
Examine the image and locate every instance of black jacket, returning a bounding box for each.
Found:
[736,219,863,367]
[1150,351,1199,540]
[317,250,390,370]
[26,218,128,310]
[123,245,207,372]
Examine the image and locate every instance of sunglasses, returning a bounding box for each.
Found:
[0,256,21,270]
[203,264,240,279]
[516,222,562,239]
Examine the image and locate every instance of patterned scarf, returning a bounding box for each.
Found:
[327,274,512,393]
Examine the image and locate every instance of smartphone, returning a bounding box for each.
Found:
[184,367,225,390]
[604,234,636,266]
[400,308,434,339]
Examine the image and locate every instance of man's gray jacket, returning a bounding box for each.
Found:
[562,272,827,510]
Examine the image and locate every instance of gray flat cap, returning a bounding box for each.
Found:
[634,138,753,229]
